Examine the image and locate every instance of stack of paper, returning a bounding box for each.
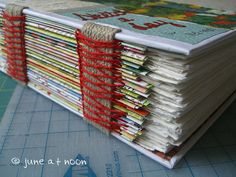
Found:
[24,14,153,142]
[0,11,6,73]
[136,41,236,153]
[0,0,235,168]
[25,15,82,113]
[116,43,152,140]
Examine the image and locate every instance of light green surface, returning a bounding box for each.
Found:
[0,72,16,121]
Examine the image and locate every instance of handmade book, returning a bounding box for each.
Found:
[0,0,235,168]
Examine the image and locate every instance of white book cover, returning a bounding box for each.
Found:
[1,0,236,56]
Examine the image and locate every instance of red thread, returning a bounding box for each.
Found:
[2,11,28,83]
[75,29,126,132]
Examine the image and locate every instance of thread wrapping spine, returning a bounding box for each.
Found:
[2,4,28,83]
[76,23,126,134]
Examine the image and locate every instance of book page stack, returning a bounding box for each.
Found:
[0,10,6,73]
[0,0,235,168]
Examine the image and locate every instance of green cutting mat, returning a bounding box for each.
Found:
[0,72,16,121]
[0,72,236,177]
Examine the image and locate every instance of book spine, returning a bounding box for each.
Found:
[75,22,126,134]
[2,4,28,84]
